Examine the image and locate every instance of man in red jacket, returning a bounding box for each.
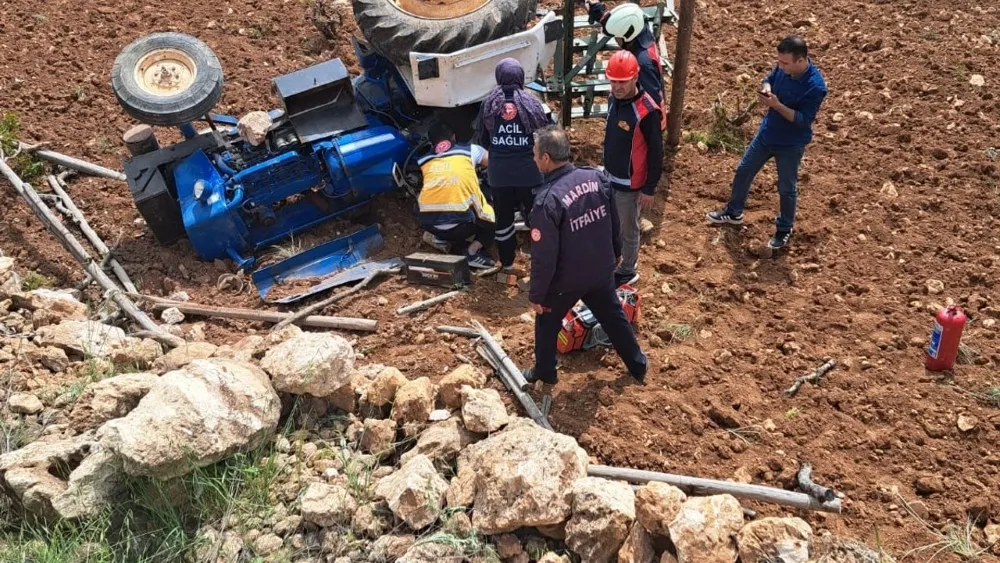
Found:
[602,50,663,288]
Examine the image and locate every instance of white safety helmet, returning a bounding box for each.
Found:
[604,3,646,43]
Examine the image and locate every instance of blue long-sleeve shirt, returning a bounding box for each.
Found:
[758,61,828,147]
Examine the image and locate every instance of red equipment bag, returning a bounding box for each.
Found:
[556,284,641,354]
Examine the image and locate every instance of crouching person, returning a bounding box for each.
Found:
[417,122,497,269]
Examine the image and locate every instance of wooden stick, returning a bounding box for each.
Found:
[559,0,574,127]
[271,268,396,333]
[666,0,696,147]
[0,158,183,349]
[132,295,378,332]
[472,320,529,390]
[436,325,481,338]
[28,147,127,181]
[396,290,463,315]
[796,463,837,503]
[587,465,842,514]
[46,175,138,293]
[131,329,185,348]
[74,251,115,291]
[785,359,837,397]
[477,345,553,431]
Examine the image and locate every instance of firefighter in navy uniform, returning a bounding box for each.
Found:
[603,50,663,288]
[522,125,648,386]
[478,58,550,270]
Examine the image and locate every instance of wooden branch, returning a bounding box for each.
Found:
[587,465,842,514]
[396,290,463,315]
[131,329,185,348]
[477,345,553,431]
[46,175,138,293]
[796,463,837,503]
[74,251,115,291]
[785,359,837,397]
[271,268,396,333]
[666,0,696,147]
[559,0,574,127]
[132,294,378,332]
[26,146,127,181]
[436,325,481,338]
[0,158,184,349]
[472,320,529,390]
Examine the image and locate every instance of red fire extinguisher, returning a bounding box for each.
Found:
[925,305,967,372]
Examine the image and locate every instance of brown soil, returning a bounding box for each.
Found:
[2,0,1000,558]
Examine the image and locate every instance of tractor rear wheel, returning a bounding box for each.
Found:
[111,33,224,127]
[352,0,539,66]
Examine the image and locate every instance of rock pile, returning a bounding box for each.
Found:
[0,255,838,562]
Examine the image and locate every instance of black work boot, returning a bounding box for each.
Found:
[629,355,648,385]
[522,368,557,385]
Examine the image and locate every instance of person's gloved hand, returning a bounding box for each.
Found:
[585,0,607,25]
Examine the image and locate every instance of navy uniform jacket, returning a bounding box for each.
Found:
[627,28,665,107]
[479,93,544,189]
[587,3,665,105]
[529,164,621,304]
[603,87,663,196]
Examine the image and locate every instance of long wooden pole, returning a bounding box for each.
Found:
[46,174,138,294]
[587,465,842,514]
[666,0,696,147]
[560,0,576,127]
[134,295,378,332]
[0,159,184,348]
[396,290,463,315]
[271,268,395,333]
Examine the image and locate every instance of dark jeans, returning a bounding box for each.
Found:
[533,277,647,383]
[724,134,806,232]
[494,185,538,267]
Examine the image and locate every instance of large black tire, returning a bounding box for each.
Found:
[352,0,540,67]
[111,33,224,127]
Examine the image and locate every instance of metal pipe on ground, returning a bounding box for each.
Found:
[436,325,481,338]
[587,465,842,514]
[31,148,127,181]
[472,320,529,390]
[477,345,553,431]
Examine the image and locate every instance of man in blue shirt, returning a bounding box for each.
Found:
[707,35,828,250]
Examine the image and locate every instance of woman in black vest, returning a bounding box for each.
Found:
[478,58,549,270]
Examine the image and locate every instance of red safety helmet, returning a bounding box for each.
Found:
[606,50,639,81]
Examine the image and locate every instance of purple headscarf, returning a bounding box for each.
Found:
[481,58,549,134]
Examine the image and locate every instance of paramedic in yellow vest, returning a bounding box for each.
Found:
[417,121,498,269]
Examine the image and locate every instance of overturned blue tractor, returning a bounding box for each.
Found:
[112,2,558,301]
